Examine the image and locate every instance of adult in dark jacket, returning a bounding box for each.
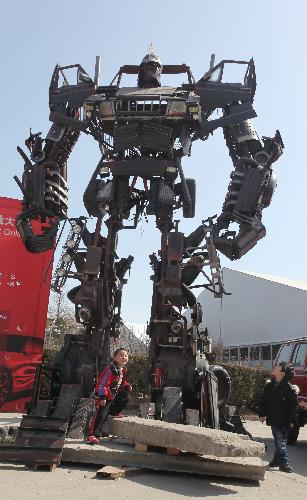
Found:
[258,362,298,473]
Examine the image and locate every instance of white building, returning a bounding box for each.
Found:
[193,268,307,368]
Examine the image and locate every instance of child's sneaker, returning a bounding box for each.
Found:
[279,464,293,473]
[86,435,100,445]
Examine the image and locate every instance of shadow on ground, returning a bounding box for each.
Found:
[57,462,259,497]
[126,470,259,497]
[249,425,307,479]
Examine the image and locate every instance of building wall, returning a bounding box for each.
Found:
[195,268,307,347]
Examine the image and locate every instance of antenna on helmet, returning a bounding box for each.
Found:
[148,42,155,56]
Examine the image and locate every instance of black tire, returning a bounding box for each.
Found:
[287,425,300,445]
[262,172,277,208]
[182,367,200,410]
[209,365,231,408]
[183,178,196,218]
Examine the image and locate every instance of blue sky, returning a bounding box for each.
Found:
[1,1,306,324]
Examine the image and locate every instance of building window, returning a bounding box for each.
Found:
[250,346,259,361]
[261,345,271,361]
[230,348,238,361]
[240,347,248,362]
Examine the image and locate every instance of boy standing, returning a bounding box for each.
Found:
[258,362,298,473]
[87,348,132,444]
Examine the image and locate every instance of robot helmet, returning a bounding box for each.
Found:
[138,44,162,88]
[141,52,162,66]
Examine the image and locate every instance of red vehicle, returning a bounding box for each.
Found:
[0,197,53,412]
[274,338,307,443]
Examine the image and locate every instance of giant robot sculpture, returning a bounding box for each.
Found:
[14,49,283,426]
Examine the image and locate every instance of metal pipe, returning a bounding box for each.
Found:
[94,56,101,86]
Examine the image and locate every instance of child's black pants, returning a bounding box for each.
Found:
[93,390,130,436]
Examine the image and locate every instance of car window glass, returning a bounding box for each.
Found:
[208,66,223,82]
[276,344,295,364]
[272,344,281,362]
[293,344,307,369]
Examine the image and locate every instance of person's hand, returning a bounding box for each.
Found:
[128,384,133,393]
[99,399,107,407]
[259,417,265,424]
[289,423,294,428]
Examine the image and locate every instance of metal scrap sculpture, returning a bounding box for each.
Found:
[14,48,283,426]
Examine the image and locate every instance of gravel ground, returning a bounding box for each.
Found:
[0,418,306,500]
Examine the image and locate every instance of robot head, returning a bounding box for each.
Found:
[138,47,162,88]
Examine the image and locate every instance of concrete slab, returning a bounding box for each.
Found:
[0,414,22,426]
[107,416,265,458]
[62,438,265,482]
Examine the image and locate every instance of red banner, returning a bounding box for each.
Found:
[0,198,53,412]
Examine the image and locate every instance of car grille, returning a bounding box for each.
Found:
[115,99,168,117]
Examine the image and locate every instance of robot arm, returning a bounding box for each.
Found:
[213,117,284,260]
[194,56,284,260]
[14,64,96,253]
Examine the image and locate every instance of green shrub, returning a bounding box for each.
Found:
[127,354,150,395]
[42,349,57,367]
[220,363,270,411]
[127,358,271,408]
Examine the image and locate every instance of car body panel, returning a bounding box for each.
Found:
[275,339,307,420]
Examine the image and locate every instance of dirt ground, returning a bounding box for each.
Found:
[0,419,307,500]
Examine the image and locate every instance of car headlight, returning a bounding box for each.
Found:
[100,101,114,119]
[166,100,186,116]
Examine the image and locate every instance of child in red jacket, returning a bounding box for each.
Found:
[87,348,132,444]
